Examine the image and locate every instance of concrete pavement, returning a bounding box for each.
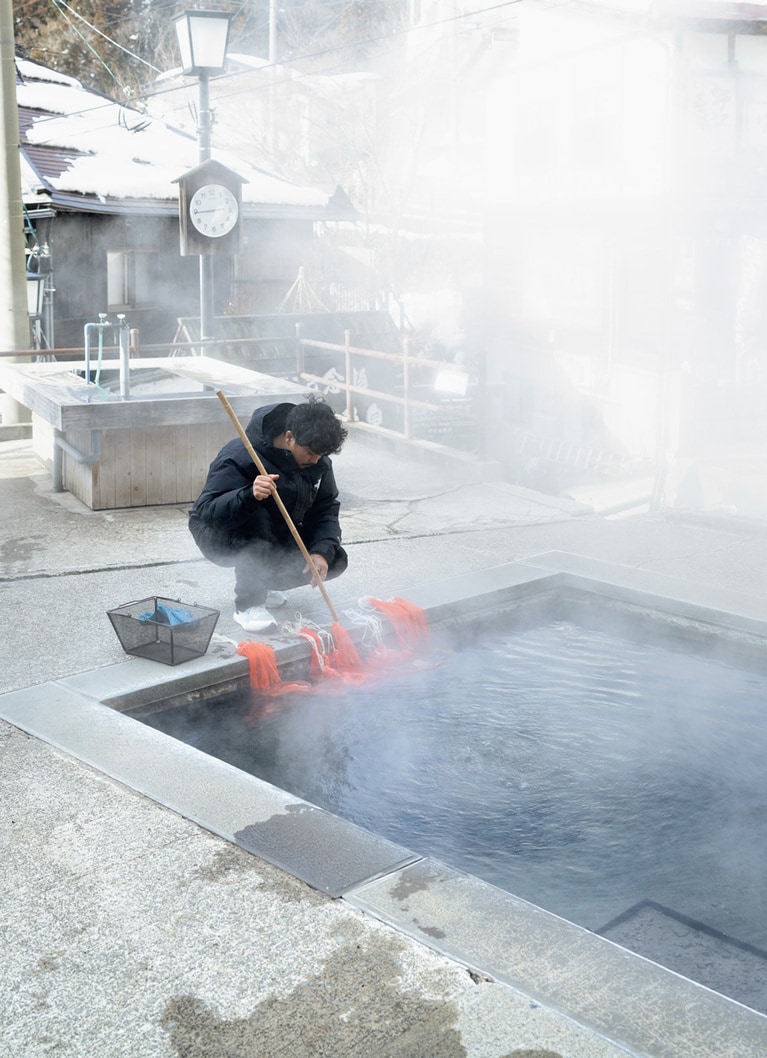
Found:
[2,424,767,1057]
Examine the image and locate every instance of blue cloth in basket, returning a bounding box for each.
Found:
[139,603,193,626]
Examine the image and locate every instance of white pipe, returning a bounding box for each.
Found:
[116,314,130,399]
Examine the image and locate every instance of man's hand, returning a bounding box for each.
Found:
[252,473,279,501]
[304,553,329,588]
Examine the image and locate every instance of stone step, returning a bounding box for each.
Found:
[597,899,767,1015]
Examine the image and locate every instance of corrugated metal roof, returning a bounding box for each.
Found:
[20,140,87,185]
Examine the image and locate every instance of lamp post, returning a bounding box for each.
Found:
[26,270,46,351]
[173,9,233,340]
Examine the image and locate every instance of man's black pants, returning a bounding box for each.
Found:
[233,538,347,610]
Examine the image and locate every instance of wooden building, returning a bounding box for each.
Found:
[473,0,767,500]
[18,58,356,350]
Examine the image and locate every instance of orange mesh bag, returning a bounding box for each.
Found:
[368,597,430,649]
[237,640,282,691]
[295,599,432,688]
[330,621,362,669]
[297,626,367,685]
[296,628,330,679]
[236,640,312,723]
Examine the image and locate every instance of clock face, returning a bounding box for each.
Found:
[189,184,239,237]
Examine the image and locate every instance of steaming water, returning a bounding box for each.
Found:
[143,621,767,955]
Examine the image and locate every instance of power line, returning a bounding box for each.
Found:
[145,0,526,102]
[21,0,528,139]
[48,0,124,90]
[53,0,163,73]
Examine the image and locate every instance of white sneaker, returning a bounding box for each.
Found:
[265,590,288,607]
[233,606,277,633]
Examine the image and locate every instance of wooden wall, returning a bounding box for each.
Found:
[60,421,234,510]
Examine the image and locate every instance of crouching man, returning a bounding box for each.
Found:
[189,395,348,633]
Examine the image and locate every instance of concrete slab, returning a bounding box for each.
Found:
[6,548,767,1054]
[5,430,767,1057]
[348,859,767,1058]
[597,900,767,1016]
[0,681,419,897]
[3,719,638,1058]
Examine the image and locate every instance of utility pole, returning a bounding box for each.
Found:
[0,0,31,426]
[269,0,277,63]
[268,0,277,157]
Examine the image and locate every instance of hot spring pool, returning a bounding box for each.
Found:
[141,619,767,1009]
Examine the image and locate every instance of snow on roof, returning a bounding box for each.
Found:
[18,58,332,211]
[581,0,767,17]
[16,57,81,88]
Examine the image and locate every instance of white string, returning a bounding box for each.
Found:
[278,609,308,633]
[297,630,326,672]
[283,617,336,658]
[210,632,239,648]
[344,600,386,650]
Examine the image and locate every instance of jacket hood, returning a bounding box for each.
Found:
[245,402,296,447]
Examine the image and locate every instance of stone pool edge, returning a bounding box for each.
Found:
[1,552,767,1058]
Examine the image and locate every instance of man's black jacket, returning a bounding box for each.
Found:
[188,402,345,568]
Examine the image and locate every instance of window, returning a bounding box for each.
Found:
[107,251,160,309]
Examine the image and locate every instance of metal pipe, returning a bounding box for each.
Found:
[43,272,55,351]
[83,315,109,385]
[299,337,449,370]
[52,429,102,492]
[344,329,354,422]
[298,369,450,414]
[403,337,411,439]
[83,314,131,397]
[116,314,130,399]
[200,257,214,341]
[295,322,304,378]
[198,70,214,341]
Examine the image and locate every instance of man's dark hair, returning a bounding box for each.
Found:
[286,396,347,455]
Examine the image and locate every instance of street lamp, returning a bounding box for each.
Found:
[26,270,45,319]
[173,9,233,339]
[26,270,46,352]
[174,9,232,80]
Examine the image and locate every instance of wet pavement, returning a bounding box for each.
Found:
[2,422,767,1057]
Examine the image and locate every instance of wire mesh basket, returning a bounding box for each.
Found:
[107,596,219,666]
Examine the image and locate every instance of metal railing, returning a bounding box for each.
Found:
[1,327,476,446]
[296,327,473,442]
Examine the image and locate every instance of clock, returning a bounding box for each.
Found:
[189,184,239,238]
[174,161,245,255]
